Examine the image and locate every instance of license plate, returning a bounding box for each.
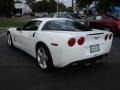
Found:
[90,44,100,53]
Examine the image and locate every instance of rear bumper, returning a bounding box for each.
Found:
[68,53,108,66]
[54,52,109,67]
[52,41,112,67]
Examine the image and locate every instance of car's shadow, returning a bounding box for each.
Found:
[9,45,109,74]
[39,60,109,76]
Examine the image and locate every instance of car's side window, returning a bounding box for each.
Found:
[22,21,42,31]
[95,16,102,20]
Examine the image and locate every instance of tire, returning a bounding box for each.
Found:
[36,44,54,71]
[7,33,13,47]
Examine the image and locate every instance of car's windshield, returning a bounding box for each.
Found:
[42,20,92,31]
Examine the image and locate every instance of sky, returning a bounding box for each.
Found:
[60,0,72,7]
[36,0,72,7]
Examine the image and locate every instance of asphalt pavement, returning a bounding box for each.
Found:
[0,30,120,90]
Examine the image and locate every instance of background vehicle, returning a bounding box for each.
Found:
[7,18,113,71]
[46,12,88,25]
[15,12,22,17]
[89,15,120,34]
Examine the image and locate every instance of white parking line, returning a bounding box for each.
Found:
[0,32,7,38]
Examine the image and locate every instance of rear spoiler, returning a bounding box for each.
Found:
[87,33,104,35]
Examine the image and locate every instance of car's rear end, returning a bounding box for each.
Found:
[53,30,113,67]
[113,21,120,34]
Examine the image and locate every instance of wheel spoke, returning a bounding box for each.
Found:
[8,34,12,46]
[38,50,42,57]
[43,60,47,68]
[37,47,48,69]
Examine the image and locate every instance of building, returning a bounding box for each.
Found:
[14,0,32,16]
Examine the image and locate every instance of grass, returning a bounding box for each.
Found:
[0,21,26,28]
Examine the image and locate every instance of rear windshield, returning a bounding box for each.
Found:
[42,20,92,31]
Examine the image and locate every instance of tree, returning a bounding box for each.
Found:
[97,0,110,13]
[31,0,65,13]
[75,0,94,9]
[26,0,35,7]
[31,0,49,12]
[65,7,73,12]
[26,0,34,3]
[48,0,57,13]
[58,3,66,12]
[0,0,14,17]
[41,0,49,12]
[97,0,120,13]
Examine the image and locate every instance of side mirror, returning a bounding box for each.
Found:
[17,27,22,31]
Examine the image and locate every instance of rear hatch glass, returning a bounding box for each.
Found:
[42,20,92,32]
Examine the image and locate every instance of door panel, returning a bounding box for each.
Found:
[18,31,36,55]
[14,21,42,55]
[14,30,26,50]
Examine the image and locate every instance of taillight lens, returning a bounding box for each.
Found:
[109,33,113,40]
[68,38,76,47]
[105,34,108,41]
[78,37,85,45]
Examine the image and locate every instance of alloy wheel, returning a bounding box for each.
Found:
[37,47,48,69]
[8,34,12,47]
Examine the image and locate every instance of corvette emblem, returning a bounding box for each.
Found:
[94,37,100,39]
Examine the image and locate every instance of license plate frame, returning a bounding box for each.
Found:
[90,44,100,53]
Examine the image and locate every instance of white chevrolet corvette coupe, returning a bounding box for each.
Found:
[7,18,113,71]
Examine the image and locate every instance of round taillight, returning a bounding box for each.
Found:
[109,34,113,40]
[78,37,85,45]
[68,38,76,47]
[105,34,108,41]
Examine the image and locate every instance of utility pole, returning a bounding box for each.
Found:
[57,0,59,13]
[62,0,64,12]
[72,0,74,12]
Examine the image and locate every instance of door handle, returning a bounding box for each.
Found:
[33,32,35,37]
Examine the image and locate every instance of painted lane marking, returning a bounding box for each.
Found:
[0,32,7,38]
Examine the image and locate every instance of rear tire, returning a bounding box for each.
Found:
[36,44,54,71]
[7,33,13,47]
